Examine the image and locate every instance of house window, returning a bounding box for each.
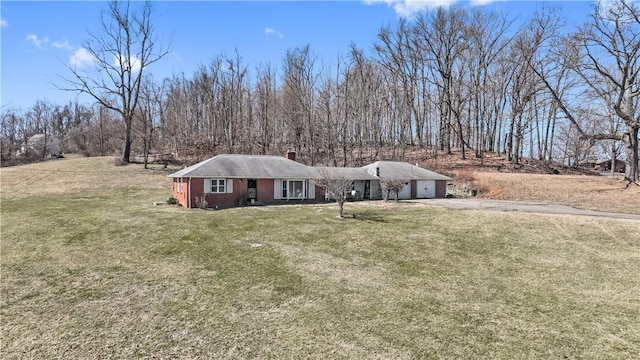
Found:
[282,180,305,199]
[211,179,226,193]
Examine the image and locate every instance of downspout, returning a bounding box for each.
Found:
[188,177,192,209]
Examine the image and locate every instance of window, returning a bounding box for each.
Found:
[211,179,226,193]
[282,180,305,199]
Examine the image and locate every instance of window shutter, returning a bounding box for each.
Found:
[204,178,211,193]
[274,179,282,200]
[227,179,233,193]
[308,180,315,199]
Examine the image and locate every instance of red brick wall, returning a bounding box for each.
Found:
[315,184,325,200]
[179,178,327,208]
[257,179,274,201]
[188,178,248,208]
[435,180,447,198]
[172,178,189,207]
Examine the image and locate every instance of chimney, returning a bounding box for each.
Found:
[286,150,296,162]
[375,167,380,177]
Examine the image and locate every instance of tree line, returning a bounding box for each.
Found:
[1,1,638,180]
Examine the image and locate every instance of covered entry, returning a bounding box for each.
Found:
[247,179,257,200]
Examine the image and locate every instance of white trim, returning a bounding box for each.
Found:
[308,180,315,199]
[282,179,307,200]
[274,179,282,200]
[210,178,226,193]
[226,178,233,193]
[188,178,192,208]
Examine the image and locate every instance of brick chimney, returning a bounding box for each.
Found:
[285,150,296,162]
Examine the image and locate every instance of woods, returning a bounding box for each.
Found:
[2,1,638,180]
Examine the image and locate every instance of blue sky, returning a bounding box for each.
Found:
[1,1,595,110]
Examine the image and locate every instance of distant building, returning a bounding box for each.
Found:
[18,134,61,158]
[580,158,626,173]
[595,159,626,173]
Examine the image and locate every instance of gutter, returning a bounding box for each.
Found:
[188,177,192,209]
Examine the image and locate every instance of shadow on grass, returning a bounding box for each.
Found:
[350,210,390,223]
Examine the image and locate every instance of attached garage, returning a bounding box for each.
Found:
[416,180,436,198]
[362,161,452,199]
[398,181,412,199]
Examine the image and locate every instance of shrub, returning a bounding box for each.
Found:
[380,178,405,202]
[113,157,127,166]
[166,196,177,205]
[452,170,485,197]
[195,195,208,209]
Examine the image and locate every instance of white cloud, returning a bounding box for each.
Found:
[265,27,284,38]
[364,0,460,17]
[114,54,141,73]
[52,40,74,50]
[597,0,639,22]
[26,34,49,48]
[470,0,496,5]
[69,48,96,67]
[1,18,7,27]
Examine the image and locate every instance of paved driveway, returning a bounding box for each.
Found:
[409,198,640,221]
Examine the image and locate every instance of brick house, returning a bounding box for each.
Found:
[169,152,452,209]
[170,152,324,209]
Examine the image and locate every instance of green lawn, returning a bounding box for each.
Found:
[1,158,639,359]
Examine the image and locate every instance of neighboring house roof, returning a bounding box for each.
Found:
[169,154,315,179]
[314,167,379,181]
[362,161,453,181]
[595,159,624,165]
[23,134,61,154]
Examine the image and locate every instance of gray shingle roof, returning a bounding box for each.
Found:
[169,154,315,179]
[314,167,379,180]
[169,155,451,181]
[362,161,452,181]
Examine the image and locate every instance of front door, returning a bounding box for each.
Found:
[247,179,257,200]
[364,180,371,199]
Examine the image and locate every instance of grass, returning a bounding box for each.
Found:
[1,157,640,358]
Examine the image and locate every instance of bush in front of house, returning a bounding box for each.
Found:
[166,196,177,205]
[195,195,208,209]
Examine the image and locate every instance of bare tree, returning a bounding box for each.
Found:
[60,0,170,164]
[136,76,164,168]
[380,178,405,202]
[529,0,640,181]
[315,168,353,218]
[1,109,21,163]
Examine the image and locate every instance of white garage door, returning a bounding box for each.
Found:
[416,180,436,198]
[398,181,411,199]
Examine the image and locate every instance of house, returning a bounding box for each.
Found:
[362,161,451,199]
[595,159,626,173]
[169,153,324,208]
[169,152,453,208]
[17,134,61,158]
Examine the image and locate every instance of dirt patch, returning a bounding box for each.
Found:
[474,172,640,215]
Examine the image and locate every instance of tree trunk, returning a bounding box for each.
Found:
[122,117,132,163]
[625,127,639,181]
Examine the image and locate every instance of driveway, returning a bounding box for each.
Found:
[409,198,640,221]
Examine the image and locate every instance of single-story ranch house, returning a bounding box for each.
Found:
[169,152,452,209]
